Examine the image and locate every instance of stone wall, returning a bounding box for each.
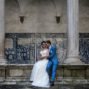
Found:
[5,0,89,33]
[4,0,89,64]
[5,33,67,64]
[4,33,89,64]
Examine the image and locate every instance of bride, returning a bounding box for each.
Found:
[30,41,50,88]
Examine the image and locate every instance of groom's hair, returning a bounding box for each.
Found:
[41,41,46,45]
[46,40,51,45]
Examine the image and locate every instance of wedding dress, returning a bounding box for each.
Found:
[30,49,50,88]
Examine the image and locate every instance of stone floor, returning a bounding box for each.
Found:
[0,84,89,89]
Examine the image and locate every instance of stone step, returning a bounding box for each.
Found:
[0,82,89,89]
[0,84,89,89]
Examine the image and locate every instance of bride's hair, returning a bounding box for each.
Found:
[41,41,46,45]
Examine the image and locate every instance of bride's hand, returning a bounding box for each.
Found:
[40,54,44,60]
[40,55,48,60]
[40,56,45,60]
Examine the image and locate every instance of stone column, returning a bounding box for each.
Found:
[0,0,6,64]
[65,0,83,64]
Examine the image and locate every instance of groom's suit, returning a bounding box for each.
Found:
[46,45,59,82]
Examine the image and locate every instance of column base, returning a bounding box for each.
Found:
[64,58,84,65]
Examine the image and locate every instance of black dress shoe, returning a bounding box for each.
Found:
[50,82,54,86]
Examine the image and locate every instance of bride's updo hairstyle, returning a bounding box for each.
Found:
[41,41,46,45]
[41,41,47,48]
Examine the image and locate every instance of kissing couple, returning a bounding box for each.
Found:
[30,40,59,88]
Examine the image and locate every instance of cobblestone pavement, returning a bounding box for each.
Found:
[0,84,89,89]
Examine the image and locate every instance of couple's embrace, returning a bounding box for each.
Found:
[30,40,59,88]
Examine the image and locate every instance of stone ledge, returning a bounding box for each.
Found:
[0,64,88,83]
[0,64,89,66]
[0,81,89,86]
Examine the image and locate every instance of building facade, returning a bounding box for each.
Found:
[1,0,88,64]
[0,0,89,85]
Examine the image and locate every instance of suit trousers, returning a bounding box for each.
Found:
[46,61,58,82]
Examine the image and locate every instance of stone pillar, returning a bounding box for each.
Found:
[65,0,83,64]
[0,0,6,64]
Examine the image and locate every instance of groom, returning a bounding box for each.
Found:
[46,40,59,86]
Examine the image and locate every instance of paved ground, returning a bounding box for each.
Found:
[0,84,89,89]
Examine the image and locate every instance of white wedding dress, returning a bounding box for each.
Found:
[30,49,50,88]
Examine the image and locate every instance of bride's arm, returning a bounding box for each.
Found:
[40,55,49,60]
[40,56,47,60]
[40,49,49,60]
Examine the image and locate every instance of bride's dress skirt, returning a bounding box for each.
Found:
[30,59,50,88]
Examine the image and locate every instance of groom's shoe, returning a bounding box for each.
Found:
[50,82,54,86]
